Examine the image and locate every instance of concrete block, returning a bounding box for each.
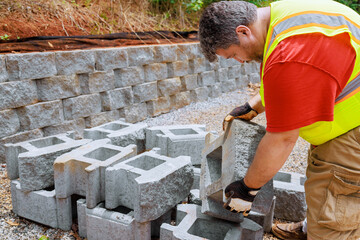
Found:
[236,75,250,89]
[101,86,133,110]
[0,109,20,138]
[122,103,148,123]
[158,77,182,97]
[208,83,222,98]
[11,180,72,230]
[273,171,307,222]
[144,63,167,82]
[200,120,274,222]
[6,52,57,80]
[160,204,263,240]
[180,74,197,91]
[84,110,120,128]
[127,46,154,66]
[16,133,91,191]
[176,44,201,61]
[205,59,220,71]
[221,79,237,93]
[54,139,137,208]
[0,80,38,111]
[36,75,81,101]
[247,196,276,233]
[189,58,207,74]
[188,189,202,205]
[216,68,229,82]
[83,71,115,93]
[105,149,193,222]
[147,96,171,117]
[95,48,128,71]
[192,167,201,190]
[170,91,191,110]
[146,125,207,165]
[114,66,144,87]
[154,45,178,63]
[167,61,189,78]
[228,65,242,79]
[17,100,64,130]
[191,87,209,102]
[133,82,158,103]
[77,200,151,240]
[56,50,95,75]
[243,61,259,74]
[0,55,8,82]
[42,118,85,139]
[63,94,102,120]
[84,120,147,153]
[1,129,43,164]
[249,72,260,83]
[219,57,239,68]
[198,71,216,86]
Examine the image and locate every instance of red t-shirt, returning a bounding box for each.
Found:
[263,33,356,132]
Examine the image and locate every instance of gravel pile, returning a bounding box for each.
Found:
[0,87,309,239]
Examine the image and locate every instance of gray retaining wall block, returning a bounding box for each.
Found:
[192,167,201,190]
[84,110,120,128]
[180,74,198,91]
[0,55,8,82]
[228,65,242,79]
[133,81,158,103]
[191,87,209,102]
[0,80,38,111]
[146,125,208,165]
[114,66,144,88]
[86,70,115,94]
[158,77,182,97]
[273,171,307,222]
[167,61,189,78]
[95,48,128,71]
[236,75,251,89]
[16,100,64,130]
[127,46,155,66]
[56,50,95,75]
[199,71,216,86]
[170,91,191,110]
[42,118,85,139]
[144,63,168,82]
[63,93,102,120]
[147,96,171,117]
[154,45,178,63]
[77,200,151,240]
[16,133,91,191]
[84,119,147,153]
[221,79,237,93]
[105,149,193,222]
[36,75,81,101]
[0,109,20,139]
[219,57,240,68]
[11,180,72,230]
[122,102,148,123]
[216,68,229,82]
[200,119,274,223]
[6,52,57,81]
[189,58,207,74]
[101,86,133,110]
[208,83,222,98]
[247,196,276,233]
[54,139,137,208]
[176,44,201,61]
[160,204,263,240]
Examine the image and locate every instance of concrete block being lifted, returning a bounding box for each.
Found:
[105,149,193,222]
[146,125,208,165]
[273,171,307,222]
[54,139,137,209]
[200,119,274,223]
[11,180,72,230]
[160,204,263,240]
[83,119,147,153]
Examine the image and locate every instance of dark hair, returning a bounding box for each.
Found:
[199,1,257,62]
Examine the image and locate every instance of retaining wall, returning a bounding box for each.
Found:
[0,43,260,162]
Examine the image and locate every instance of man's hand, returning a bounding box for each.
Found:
[223,178,260,216]
[223,102,258,130]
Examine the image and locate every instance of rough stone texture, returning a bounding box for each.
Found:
[101,87,133,111]
[146,96,171,117]
[236,75,250,89]
[11,180,72,230]
[153,45,178,63]
[221,79,237,93]
[36,75,81,101]
[206,60,220,71]
[84,111,120,128]
[219,57,239,68]
[176,44,201,61]
[114,66,144,88]
[6,52,57,81]
[167,61,189,78]
[216,68,229,82]
[77,200,151,240]
[54,139,137,208]
[0,109,20,138]
[1,129,43,164]
[189,58,207,74]
[192,167,201,190]
[273,171,307,222]
[208,83,222,98]
[105,149,193,222]
[146,125,208,165]
[170,91,191,110]
[122,103,148,123]
[188,189,202,205]
[143,63,167,82]
[247,196,276,233]
[56,50,95,75]
[160,204,263,240]
[84,71,115,93]
[191,87,209,102]
[0,55,8,82]
[95,48,128,71]
[16,133,91,191]
[0,80,38,111]
[133,82,158,103]
[63,94,102,120]
[127,46,154,66]
[16,100,64,130]
[158,78,182,97]
[42,118,85,139]
[198,71,216,86]
[228,65,242,79]
[180,74,197,91]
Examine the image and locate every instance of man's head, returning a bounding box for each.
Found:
[199,1,258,62]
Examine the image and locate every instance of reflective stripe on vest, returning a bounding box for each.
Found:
[260,0,360,145]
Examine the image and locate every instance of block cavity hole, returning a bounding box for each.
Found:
[101,123,128,131]
[206,146,222,183]
[127,155,165,170]
[170,128,197,135]
[84,147,120,161]
[188,218,232,240]
[30,137,65,148]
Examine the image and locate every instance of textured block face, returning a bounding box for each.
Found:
[167,61,189,78]
[0,80,37,111]
[114,67,144,88]
[180,74,198,91]
[0,55,8,82]
[123,103,148,123]
[144,63,167,82]
[189,58,206,74]
[85,110,120,128]
[158,78,182,97]
[221,79,237,93]
[146,96,171,117]
[228,65,242,79]
[101,87,133,110]
[87,71,115,93]
[191,87,209,102]
[127,46,154,66]
[95,48,128,71]
[0,109,20,138]
[42,119,85,139]
[6,52,57,80]
[56,50,95,75]
[199,71,216,86]
[208,84,222,98]
[153,45,177,63]
[133,82,158,103]
[176,44,201,61]
[170,91,191,110]
[216,68,228,82]
[36,75,81,101]
[105,150,194,222]
[63,94,102,120]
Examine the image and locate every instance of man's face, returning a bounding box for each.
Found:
[215,41,263,63]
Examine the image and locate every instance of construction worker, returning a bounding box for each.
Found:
[199,0,360,239]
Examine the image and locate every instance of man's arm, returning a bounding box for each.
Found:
[248,93,265,115]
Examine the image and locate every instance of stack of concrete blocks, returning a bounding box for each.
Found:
[273,171,307,222]
[83,119,147,152]
[200,119,275,234]
[0,44,261,163]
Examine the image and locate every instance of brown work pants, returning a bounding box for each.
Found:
[305,126,360,240]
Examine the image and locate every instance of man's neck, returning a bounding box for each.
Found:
[254,6,271,49]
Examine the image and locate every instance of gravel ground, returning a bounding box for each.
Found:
[0,86,308,240]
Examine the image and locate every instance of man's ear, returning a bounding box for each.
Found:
[235,25,251,39]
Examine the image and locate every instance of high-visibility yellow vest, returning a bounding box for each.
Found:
[260,0,360,145]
